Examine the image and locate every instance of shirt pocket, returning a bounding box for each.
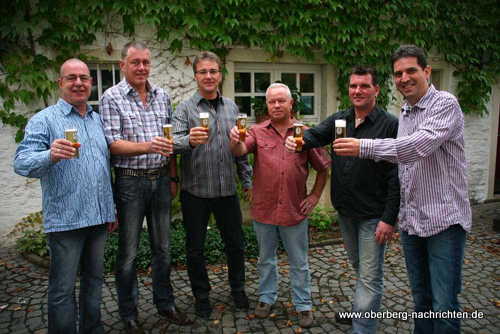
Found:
[121,112,139,140]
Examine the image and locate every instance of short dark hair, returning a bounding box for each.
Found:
[121,41,148,59]
[192,51,222,73]
[349,66,378,85]
[391,45,428,69]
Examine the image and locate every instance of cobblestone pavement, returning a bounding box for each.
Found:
[1,202,499,333]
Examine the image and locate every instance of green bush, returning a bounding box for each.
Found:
[308,206,337,231]
[13,212,260,274]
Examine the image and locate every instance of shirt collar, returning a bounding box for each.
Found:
[57,98,93,116]
[345,106,381,124]
[402,84,437,113]
[119,79,157,97]
[193,90,224,106]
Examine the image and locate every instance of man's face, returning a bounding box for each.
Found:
[120,47,151,88]
[266,87,293,122]
[194,60,222,96]
[393,57,431,105]
[348,74,379,110]
[58,61,92,106]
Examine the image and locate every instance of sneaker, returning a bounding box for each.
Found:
[335,312,353,325]
[255,301,272,318]
[298,310,314,328]
[232,291,250,309]
[195,298,212,319]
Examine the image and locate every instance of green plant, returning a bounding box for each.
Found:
[308,206,336,231]
[2,0,498,142]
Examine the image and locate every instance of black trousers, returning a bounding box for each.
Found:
[180,190,246,299]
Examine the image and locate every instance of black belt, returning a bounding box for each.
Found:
[115,167,167,177]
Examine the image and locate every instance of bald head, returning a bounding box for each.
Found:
[60,58,89,77]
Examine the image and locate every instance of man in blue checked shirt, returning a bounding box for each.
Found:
[100,41,191,332]
[14,58,116,334]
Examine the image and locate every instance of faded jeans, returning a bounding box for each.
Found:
[115,174,174,320]
[253,220,312,312]
[338,215,385,334]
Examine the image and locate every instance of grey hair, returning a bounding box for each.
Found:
[265,83,292,99]
[121,41,149,59]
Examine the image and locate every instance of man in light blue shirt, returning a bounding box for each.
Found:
[14,58,116,334]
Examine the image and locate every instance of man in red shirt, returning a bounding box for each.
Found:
[230,83,330,328]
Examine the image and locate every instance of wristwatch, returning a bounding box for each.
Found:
[170,176,180,183]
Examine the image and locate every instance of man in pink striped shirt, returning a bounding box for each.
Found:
[334,45,471,334]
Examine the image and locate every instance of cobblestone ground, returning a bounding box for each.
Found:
[1,202,499,333]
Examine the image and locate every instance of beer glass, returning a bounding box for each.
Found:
[293,123,304,152]
[199,112,210,129]
[163,124,173,154]
[64,129,79,158]
[335,119,347,139]
[236,114,247,141]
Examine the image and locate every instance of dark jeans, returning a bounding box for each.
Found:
[401,224,466,334]
[115,174,174,320]
[47,224,107,334]
[180,191,246,299]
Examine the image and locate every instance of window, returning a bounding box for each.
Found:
[89,63,121,112]
[234,63,321,120]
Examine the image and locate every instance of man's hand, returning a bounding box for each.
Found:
[229,126,241,143]
[285,136,299,152]
[300,193,320,215]
[151,136,173,157]
[333,138,361,157]
[243,188,252,202]
[374,221,394,244]
[50,138,77,162]
[189,127,209,146]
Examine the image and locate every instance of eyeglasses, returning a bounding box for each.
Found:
[62,75,92,82]
[195,69,221,76]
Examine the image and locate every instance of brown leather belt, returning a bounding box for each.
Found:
[115,167,167,177]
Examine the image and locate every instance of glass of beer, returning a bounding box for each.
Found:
[199,112,210,130]
[163,124,173,154]
[293,123,304,152]
[236,114,247,142]
[64,128,79,158]
[335,119,347,139]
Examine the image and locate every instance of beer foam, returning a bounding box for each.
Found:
[199,112,210,118]
[335,119,346,127]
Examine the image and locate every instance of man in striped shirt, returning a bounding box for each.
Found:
[334,45,471,334]
[14,59,116,333]
[172,51,252,319]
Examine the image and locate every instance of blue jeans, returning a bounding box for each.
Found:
[115,174,174,320]
[180,191,245,299]
[47,224,107,334]
[338,216,385,334]
[253,220,311,311]
[401,224,466,334]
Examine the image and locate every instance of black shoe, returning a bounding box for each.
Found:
[335,312,353,325]
[232,291,250,309]
[123,319,144,334]
[159,307,194,325]
[195,298,212,319]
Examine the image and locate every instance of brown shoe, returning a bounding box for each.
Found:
[298,310,314,328]
[158,307,193,325]
[255,301,272,318]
